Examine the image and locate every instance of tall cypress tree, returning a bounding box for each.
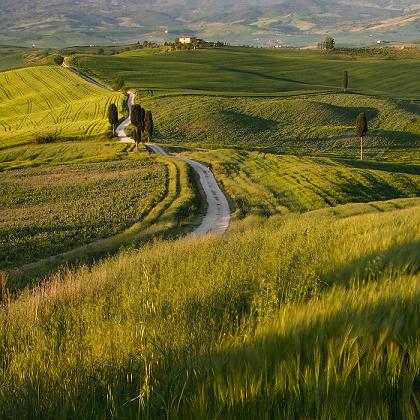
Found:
[131,104,141,127]
[140,107,146,132]
[144,110,154,142]
[107,103,118,135]
[130,104,143,149]
[356,112,368,161]
[342,70,348,92]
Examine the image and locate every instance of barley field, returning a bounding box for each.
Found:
[0,202,418,418]
[0,65,123,147]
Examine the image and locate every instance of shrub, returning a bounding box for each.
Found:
[32,132,58,144]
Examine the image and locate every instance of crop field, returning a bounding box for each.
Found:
[182,149,420,215]
[0,141,132,170]
[0,201,418,418]
[0,65,123,147]
[71,47,420,99]
[144,93,420,161]
[0,158,166,269]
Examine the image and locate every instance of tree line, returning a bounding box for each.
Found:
[107,102,154,149]
[131,103,154,148]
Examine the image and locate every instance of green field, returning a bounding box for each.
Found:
[0,140,131,170]
[0,47,26,71]
[71,47,420,161]
[181,149,420,215]
[71,47,420,99]
[143,93,420,161]
[0,45,419,418]
[0,65,123,147]
[0,202,418,418]
[0,158,166,269]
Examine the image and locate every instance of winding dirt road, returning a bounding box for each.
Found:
[61,62,231,235]
[117,93,230,235]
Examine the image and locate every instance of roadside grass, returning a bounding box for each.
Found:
[0,65,123,147]
[72,47,420,99]
[0,203,418,418]
[180,149,420,215]
[141,93,420,162]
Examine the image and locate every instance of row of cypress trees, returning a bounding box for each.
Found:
[131,104,154,147]
[107,102,154,148]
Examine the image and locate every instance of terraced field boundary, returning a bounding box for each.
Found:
[8,157,201,291]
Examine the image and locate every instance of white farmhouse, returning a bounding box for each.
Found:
[176,36,197,44]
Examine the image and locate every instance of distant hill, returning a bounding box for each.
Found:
[0,0,419,46]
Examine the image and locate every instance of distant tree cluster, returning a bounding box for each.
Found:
[319,36,335,51]
[54,55,65,65]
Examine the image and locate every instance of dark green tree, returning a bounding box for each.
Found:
[54,55,65,65]
[107,103,119,135]
[98,48,105,55]
[130,104,143,149]
[342,70,348,92]
[144,110,154,142]
[325,36,335,50]
[356,112,368,161]
[140,107,146,132]
[133,126,142,149]
[130,104,141,127]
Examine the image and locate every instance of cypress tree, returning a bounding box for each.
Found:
[131,104,141,127]
[144,110,154,142]
[107,103,118,135]
[140,107,146,132]
[356,113,368,161]
[342,70,348,92]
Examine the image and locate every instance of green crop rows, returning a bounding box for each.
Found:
[72,47,420,99]
[0,158,166,269]
[0,65,123,147]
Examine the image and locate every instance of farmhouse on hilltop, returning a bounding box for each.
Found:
[176,36,197,44]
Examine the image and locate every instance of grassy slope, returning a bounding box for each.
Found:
[73,47,420,161]
[0,48,26,71]
[0,65,123,147]
[181,149,420,215]
[0,141,131,170]
[73,47,420,99]
[144,93,420,161]
[0,203,418,418]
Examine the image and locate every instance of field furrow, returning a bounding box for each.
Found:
[0,65,123,146]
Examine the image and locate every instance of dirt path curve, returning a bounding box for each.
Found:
[62,62,112,90]
[118,92,230,235]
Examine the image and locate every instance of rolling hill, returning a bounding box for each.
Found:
[0,65,123,147]
[0,0,419,46]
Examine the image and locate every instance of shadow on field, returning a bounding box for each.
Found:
[336,158,420,175]
[220,109,277,131]
[320,239,420,286]
[221,66,313,86]
[81,287,418,418]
